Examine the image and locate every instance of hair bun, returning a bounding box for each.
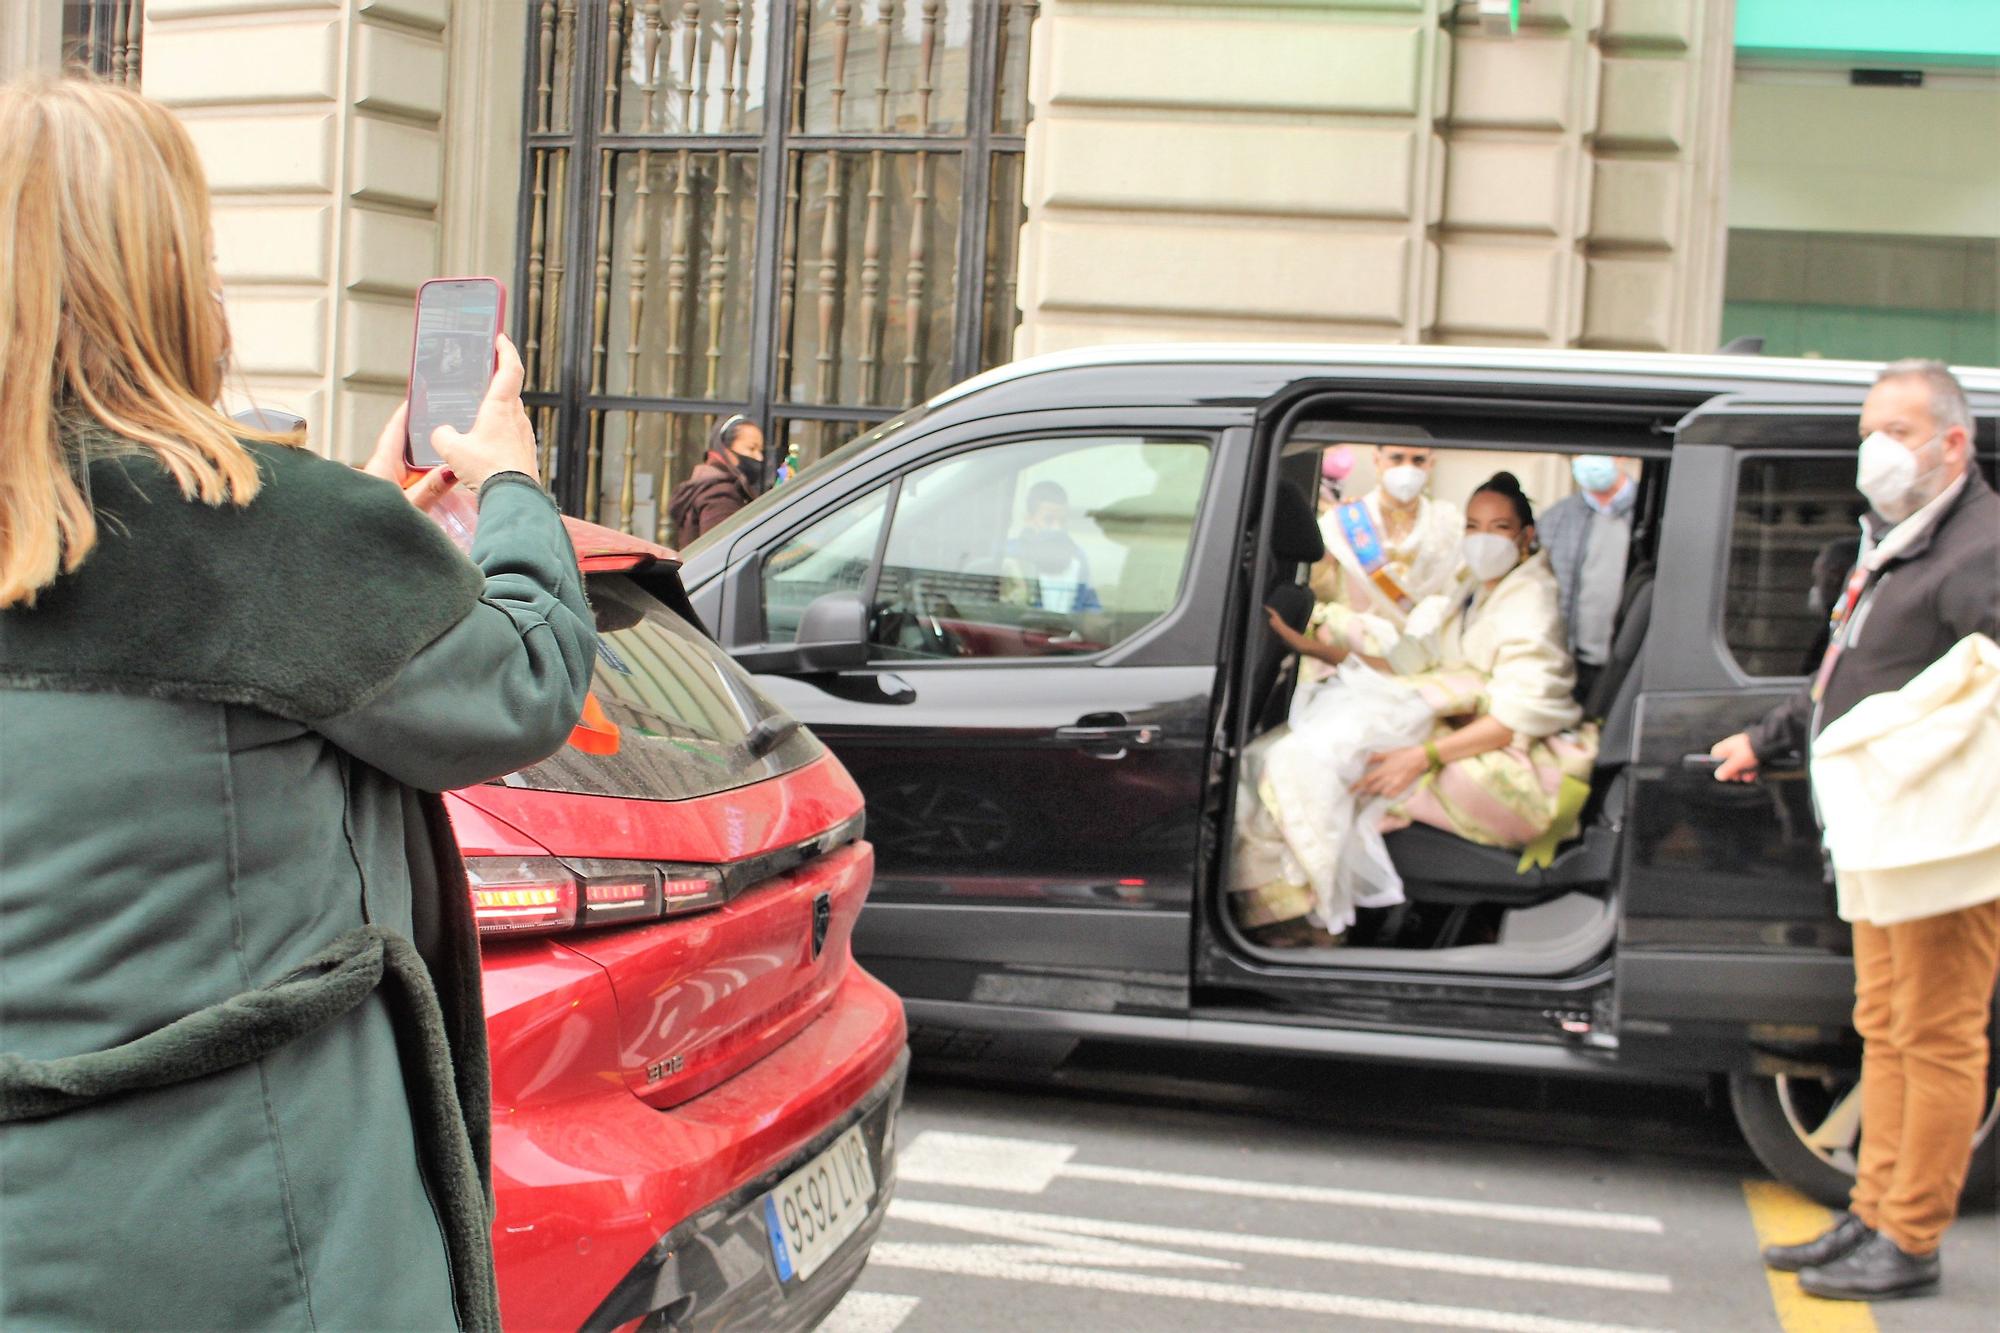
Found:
[1484,470,1525,496]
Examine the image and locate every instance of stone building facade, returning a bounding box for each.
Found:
[6,2,1992,504]
[1017,0,1733,358]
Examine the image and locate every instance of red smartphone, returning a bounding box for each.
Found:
[405,276,507,470]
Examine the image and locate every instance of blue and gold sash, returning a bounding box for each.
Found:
[1334,500,1414,613]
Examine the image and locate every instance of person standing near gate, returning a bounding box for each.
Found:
[1711,359,2000,1303]
[668,413,766,545]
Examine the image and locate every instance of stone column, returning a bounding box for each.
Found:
[145,0,519,462]
[1016,0,1734,358]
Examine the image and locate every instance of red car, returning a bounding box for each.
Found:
[437,506,906,1331]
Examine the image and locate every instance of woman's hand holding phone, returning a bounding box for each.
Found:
[362,402,458,512]
[427,335,539,492]
[365,335,539,508]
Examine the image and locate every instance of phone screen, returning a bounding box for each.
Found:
[407,278,503,468]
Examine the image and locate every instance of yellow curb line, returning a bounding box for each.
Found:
[1741,1180,1881,1333]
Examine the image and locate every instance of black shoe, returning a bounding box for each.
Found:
[1798,1232,1940,1302]
[1761,1212,1873,1273]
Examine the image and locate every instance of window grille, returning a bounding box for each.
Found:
[516,1,1035,540]
[62,1,145,85]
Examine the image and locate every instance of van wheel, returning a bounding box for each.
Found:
[1728,1070,2000,1211]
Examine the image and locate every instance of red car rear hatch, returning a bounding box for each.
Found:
[452,754,871,1110]
[443,496,872,1108]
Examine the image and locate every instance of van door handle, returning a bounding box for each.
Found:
[1056,718,1161,759]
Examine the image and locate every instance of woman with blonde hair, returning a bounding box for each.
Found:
[0,77,594,1329]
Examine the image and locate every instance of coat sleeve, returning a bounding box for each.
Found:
[1746,686,1812,762]
[1481,577,1582,740]
[315,475,598,792]
[1936,547,2000,644]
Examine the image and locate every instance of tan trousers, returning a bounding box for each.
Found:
[1848,898,2000,1255]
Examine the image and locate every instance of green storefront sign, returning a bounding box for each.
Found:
[1736,0,2000,66]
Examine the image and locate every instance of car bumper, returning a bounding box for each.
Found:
[581,1047,909,1332]
[492,964,908,1332]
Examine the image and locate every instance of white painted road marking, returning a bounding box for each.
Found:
[868,1244,1673,1333]
[818,1291,921,1333]
[888,1198,1239,1271]
[898,1130,1665,1234]
[896,1130,1076,1193]
[888,1198,1673,1293]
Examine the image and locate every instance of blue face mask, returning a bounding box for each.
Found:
[1572,455,1620,494]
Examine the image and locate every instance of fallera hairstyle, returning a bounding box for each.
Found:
[0,75,292,609]
[1875,358,1972,437]
[1471,471,1535,531]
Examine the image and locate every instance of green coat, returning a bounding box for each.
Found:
[0,441,595,1330]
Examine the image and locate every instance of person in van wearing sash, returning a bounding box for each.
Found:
[1290,444,1465,706]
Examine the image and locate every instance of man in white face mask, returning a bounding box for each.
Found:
[1536,455,1639,700]
[1711,360,2000,1303]
[1292,444,1464,681]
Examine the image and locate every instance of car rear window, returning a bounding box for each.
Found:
[496,572,823,801]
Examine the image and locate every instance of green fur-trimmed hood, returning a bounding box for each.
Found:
[0,436,483,720]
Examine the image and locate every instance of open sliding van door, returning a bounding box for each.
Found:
[1614,389,1878,1071]
[1191,378,1688,1068]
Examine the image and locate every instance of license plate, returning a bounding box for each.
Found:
[762,1125,877,1284]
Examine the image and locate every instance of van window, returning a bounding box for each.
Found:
[1724,457,1866,678]
[502,573,822,800]
[763,487,890,644]
[868,436,1213,661]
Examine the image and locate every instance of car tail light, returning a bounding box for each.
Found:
[659,871,725,916]
[466,857,579,935]
[568,858,661,928]
[464,856,725,936]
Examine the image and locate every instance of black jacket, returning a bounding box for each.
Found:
[1750,467,2000,761]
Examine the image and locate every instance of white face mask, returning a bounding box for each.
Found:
[1462,532,1521,582]
[1381,464,1429,505]
[1856,430,1944,523]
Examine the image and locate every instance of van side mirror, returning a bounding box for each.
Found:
[735,591,870,675]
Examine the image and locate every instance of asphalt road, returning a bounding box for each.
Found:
[823,1052,1998,1333]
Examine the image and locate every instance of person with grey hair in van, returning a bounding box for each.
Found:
[1712,359,2000,1303]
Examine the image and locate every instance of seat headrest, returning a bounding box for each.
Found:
[1271,481,1326,564]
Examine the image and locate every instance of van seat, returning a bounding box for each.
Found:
[1379,812,1619,907]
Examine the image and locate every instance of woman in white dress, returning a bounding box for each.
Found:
[1233,472,1598,946]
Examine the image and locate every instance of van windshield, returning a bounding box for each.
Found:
[497,572,822,801]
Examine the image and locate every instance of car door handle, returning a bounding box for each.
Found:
[1056,721,1162,758]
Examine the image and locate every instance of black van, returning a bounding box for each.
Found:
[676,345,2000,1206]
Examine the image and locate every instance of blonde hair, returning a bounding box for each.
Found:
[0,76,293,608]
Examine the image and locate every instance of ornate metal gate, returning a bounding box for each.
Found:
[516,1,1035,538]
[62,0,145,82]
